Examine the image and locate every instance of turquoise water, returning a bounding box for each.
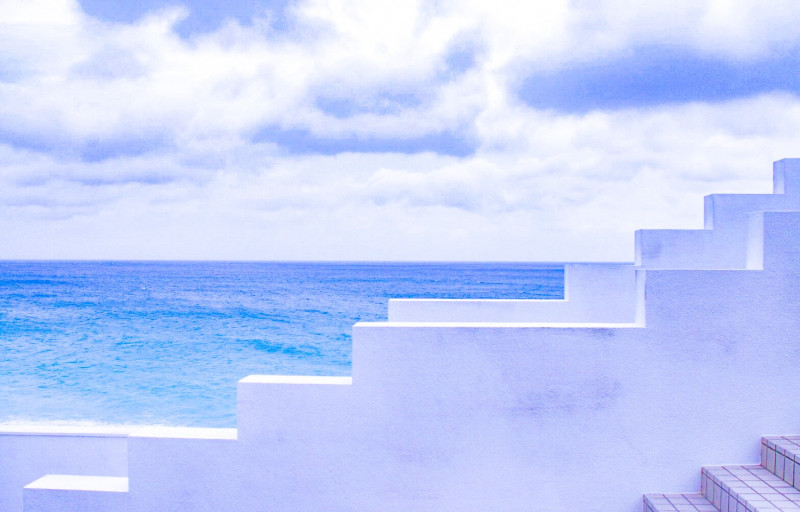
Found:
[0,261,563,427]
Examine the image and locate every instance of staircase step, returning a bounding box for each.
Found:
[644,493,717,511]
[762,437,800,488]
[702,465,800,512]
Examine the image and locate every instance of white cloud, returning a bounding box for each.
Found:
[3,0,800,260]
[5,0,800,142]
[0,0,82,25]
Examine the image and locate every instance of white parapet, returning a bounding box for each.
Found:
[388,262,640,323]
[636,158,800,269]
[236,375,353,441]
[391,161,800,323]
[635,228,717,268]
[772,157,800,195]
[124,427,238,512]
[746,210,800,271]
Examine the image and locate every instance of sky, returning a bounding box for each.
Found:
[2,0,800,261]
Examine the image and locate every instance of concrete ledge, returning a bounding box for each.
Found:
[24,475,128,493]
[0,425,135,438]
[355,320,643,329]
[129,426,237,440]
[239,375,352,386]
[23,476,129,512]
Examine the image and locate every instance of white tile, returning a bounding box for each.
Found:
[777,453,787,478]
[768,449,777,472]
[794,461,800,487]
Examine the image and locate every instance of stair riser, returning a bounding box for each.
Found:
[643,493,717,512]
[762,439,800,489]
[701,473,749,512]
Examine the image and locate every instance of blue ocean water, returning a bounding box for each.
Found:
[0,261,563,427]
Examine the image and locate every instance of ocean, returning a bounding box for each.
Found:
[0,261,563,427]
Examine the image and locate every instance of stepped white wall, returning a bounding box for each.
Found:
[387,262,640,323]
[4,159,800,512]
[636,159,800,270]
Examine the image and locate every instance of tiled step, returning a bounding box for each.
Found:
[762,437,800,488]
[702,465,800,512]
[644,492,717,511]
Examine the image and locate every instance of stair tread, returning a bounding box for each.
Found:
[644,493,717,511]
[764,437,800,460]
[703,465,800,511]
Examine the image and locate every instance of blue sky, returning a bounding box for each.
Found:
[2,0,800,261]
